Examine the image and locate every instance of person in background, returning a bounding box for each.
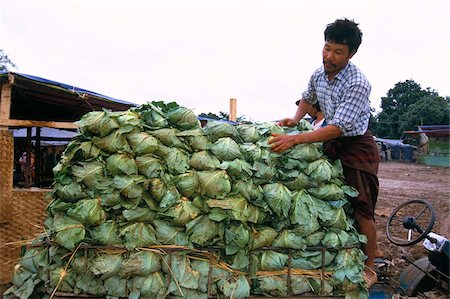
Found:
[269,18,380,288]
[308,102,326,130]
[18,151,27,181]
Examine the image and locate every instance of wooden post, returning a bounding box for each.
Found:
[25,128,32,188]
[229,98,237,122]
[35,127,41,186]
[0,80,12,131]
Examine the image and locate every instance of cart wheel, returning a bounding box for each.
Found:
[386,199,436,246]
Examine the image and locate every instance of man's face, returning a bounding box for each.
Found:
[322,41,354,78]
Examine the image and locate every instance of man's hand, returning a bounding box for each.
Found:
[277,118,298,127]
[269,133,298,153]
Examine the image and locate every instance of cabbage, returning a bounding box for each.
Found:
[210,137,243,161]
[291,250,336,270]
[225,223,250,255]
[122,207,157,222]
[135,154,165,178]
[106,152,137,175]
[71,161,109,190]
[172,171,199,197]
[263,183,292,219]
[204,121,241,142]
[219,159,253,180]
[232,179,263,201]
[91,254,124,279]
[127,272,167,299]
[164,148,190,174]
[119,251,162,277]
[159,197,201,226]
[147,176,180,209]
[110,110,141,133]
[197,170,231,198]
[67,198,106,226]
[119,222,159,250]
[139,102,168,129]
[63,140,102,162]
[51,214,85,250]
[153,219,190,246]
[239,143,262,162]
[88,220,122,245]
[305,158,334,182]
[92,129,130,153]
[104,276,128,297]
[206,196,255,223]
[186,216,222,246]
[236,124,261,142]
[253,275,288,297]
[260,251,288,271]
[189,150,221,170]
[113,175,145,199]
[252,161,277,184]
[166,106,201,130]
[76,111,119,137]
[219,275,250,299]
[126,130,160,155]
[177,128,211,151]
[309,183,346,201]
[287,143,322,162]
[272,229,307,250]
[148,128,190,150]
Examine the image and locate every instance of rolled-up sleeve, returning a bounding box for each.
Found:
[302,71,319,105]
[328,80,371,134]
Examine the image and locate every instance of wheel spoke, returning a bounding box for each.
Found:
[415,205,428,220]
[408,229,412,241]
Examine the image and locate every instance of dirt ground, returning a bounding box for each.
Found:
[375,161,450,296]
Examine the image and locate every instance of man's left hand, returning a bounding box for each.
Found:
[269,134,298,153]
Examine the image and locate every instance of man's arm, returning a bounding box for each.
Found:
[269,124,342,153]
[293,99,312,123]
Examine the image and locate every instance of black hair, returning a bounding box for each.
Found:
[324,18,362,54]
[313,102,321,112]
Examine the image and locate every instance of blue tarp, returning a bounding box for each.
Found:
[374,137,415,162]
[0,71,137,107]
[374,138,404,147]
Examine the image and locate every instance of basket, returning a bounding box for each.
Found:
[0,189,51,285]
[0,130,14,224]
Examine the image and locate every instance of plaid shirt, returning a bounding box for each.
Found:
[302,61,372,137]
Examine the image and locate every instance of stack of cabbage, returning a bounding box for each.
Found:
[4,102,368,299]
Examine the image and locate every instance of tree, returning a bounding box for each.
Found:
[0,49,16,72]
[399,96,450,132]
[373,80,448,138]
[199,111,248,123]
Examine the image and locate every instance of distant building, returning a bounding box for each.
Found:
[403,125,450,167]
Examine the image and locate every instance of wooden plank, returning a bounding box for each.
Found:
[0,81,12,121]
[229,98,237,122]
[0,119,78,129]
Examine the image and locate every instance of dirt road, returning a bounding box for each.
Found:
[375,161,450,293]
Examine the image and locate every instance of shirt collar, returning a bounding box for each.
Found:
[319,61,353,82]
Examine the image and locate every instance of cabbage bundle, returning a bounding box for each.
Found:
[5,102,368,299]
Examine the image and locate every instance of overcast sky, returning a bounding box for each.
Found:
[1,0,449,122]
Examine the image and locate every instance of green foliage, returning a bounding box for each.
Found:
[0,49,16,72]
[373,80,450,138]
[199,111,248,123]
[399,96,450,132]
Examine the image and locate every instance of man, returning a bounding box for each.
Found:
[269,18,380,288]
